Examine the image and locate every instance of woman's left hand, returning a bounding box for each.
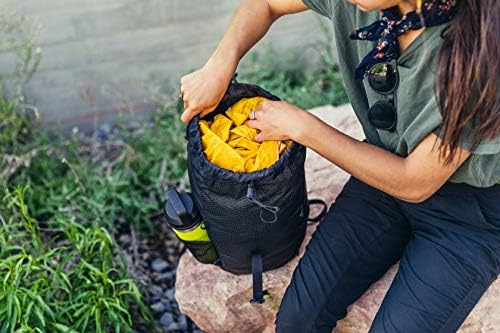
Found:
[246,100,309,142]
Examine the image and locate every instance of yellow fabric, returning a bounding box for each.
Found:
[210,114,233,142]
[199,120,246,172]
[200,97,292,172]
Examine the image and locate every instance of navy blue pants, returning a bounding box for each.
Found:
[275,177,500,333]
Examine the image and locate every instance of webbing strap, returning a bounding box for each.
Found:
[250,253,264,304]
[307,199,328,223]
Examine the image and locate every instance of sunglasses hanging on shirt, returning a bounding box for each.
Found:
[366,59,399,132]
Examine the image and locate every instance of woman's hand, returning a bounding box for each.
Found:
[246,100,311,142]
[180,58,237,124]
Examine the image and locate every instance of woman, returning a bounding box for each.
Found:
[179,0,499,332]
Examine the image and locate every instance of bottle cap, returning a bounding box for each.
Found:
[164,188,200,231]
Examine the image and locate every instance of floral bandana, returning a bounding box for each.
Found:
[350,0,458,80]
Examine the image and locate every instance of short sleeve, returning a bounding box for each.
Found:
[433,121,500,155]
[402,94,500,156]
[301,0,337,19]
[396,46,500,157]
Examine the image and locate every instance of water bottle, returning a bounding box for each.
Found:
[164,187,218,264]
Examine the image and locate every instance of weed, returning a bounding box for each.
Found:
[0,186,154,332]
[0,9,349,331]
[238,20,348,109]
[0,10,42,103]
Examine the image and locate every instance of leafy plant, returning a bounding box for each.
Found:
[238,18,348,109]
[0,9,349,331]
[0,186,153,333]
[0,10,42,102]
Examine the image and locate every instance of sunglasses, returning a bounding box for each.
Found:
[367,60,399,132]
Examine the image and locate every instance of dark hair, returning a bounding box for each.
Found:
[435,0,499,163]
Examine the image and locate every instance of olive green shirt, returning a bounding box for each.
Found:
[302,0,499,187]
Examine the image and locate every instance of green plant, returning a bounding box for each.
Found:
[4,97,187,233]
[238,18,348,109]
[0,10,349,330]
[0,10,42,102]
[0,186,153,333]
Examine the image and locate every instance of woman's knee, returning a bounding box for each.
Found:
[275,296,316,333]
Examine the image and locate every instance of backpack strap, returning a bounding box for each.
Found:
[307,199,328,223]
[250,252,265,304]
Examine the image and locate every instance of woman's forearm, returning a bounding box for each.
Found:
[294,113,431,202]
[207,0,278,72]
[245,100,469,202]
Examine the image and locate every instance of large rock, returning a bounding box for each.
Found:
[175,104,500,333]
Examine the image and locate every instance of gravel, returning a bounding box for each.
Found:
[160,312,175,327]
[86,119,204,333]
[150,302,168,313]
[117,217,204,332]
[151,258,169,273]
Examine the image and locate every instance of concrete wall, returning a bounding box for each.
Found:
[0,0,328,129]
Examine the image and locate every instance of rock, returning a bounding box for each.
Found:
[118,234,131,245]
[148,295,161,304]
[154,271,175,284]
[151,258,169,272]
[149,285,163,297]
[97,123,111,141]
[150,302,167,313]
[159,312,175,327]
[175,105,500,333]
[164,288,175,300]
[177,315,188,330]
[166,322,180,331]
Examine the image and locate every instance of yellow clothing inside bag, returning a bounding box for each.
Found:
[200,97,291,172]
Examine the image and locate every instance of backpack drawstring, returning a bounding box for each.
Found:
[246,181,279,224]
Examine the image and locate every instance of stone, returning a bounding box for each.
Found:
[151,258,169,273]
[166,322,180,331]
[149,285,163,297]
[175,105,500,333]
[177,315,188,330]
[118,234,131,245]
[159,312,175,327]
[164,288,175,300]
[97,123,111,141]
[150,302,167,313]
[154,271,175,284]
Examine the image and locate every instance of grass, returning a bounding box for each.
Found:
[0,186,153,333]
[238,19,348,109]
[0,10,348,331]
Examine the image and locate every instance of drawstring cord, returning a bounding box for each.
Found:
[246,181,279,224]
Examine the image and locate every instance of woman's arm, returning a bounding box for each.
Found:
[247,101,471,203]
[180,0,309,124]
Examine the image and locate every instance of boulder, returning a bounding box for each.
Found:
[175,104,500,333]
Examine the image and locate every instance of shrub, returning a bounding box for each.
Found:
[0,186,153,333]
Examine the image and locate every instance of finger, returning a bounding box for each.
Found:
[200,107,216,119]
[259,99,275,110]
[181,107,197,124]
[246,119,261,129]
[253,132,267,143]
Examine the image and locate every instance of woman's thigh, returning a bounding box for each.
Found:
[275,177,411,333]
[369,227,499,333]
[370,184,500,333]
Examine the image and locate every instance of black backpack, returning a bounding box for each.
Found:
[185,79,326,303]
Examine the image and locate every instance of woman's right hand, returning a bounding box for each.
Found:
[179,58,237,124]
